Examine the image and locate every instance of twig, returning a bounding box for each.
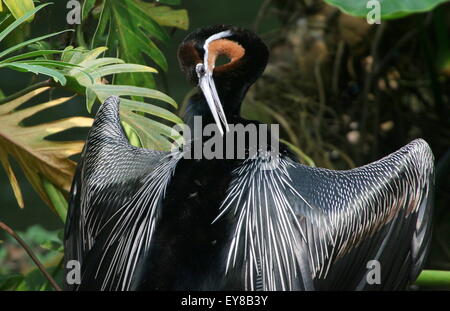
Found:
[253,0,272,32]
[332,40,345,96]
[360,22,387,135]
[261,103,300,147]
[437,232,450,261]
[314,61,326,149]
[322,142,356,168]
[374,28,417,78]
[374,13,434,78]
[314,61,326,109]
[0,80,53,105]
[0,221,62,291]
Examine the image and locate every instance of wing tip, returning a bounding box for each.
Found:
[87,95,128,148]
[403,138,435,168]
[94,96,121,119]
[407,138,433,157]
[103,95,121,108]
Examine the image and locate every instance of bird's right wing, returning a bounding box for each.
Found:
[217,139,434,291]
[286,139,434,290]
[64,96,180,290]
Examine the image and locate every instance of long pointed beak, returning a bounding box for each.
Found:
[198,72,229,136]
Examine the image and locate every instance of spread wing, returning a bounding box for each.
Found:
[217,139,434,290]
[64,96,180,290]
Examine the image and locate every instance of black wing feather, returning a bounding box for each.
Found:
[219,139,434,290]
[289,138,434,290]
[64,96,177,290]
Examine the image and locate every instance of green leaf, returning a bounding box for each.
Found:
[90,84,177,108]
[85,0,181,87]
[121,120,142,148]
[0,88,92,209]
[0,29,73,59]
[156,0,181,5]
[62,46,108,64]
[40,240,64,253]
[41,177,68,223]
[82,0,96,20]
[120,109,182,151]
[79,46,110,62]
[116,25,168,71]
[0,274,24,290]
[78,57,124,70]
[91,3,111,49]
[14,59,80,69]
[415,270,450,289]
[92,63,157,77]
[324,0,450,19]
[0,50,63,63]
[15,261,63,291]
[85,87,97,111]
[68,57,124,86]
[27,40,54,53]
[62,47,181,151]
[18,225,61,247]
[3,0,35,22]
[280,139,316,167]
[122,98,182,124]
[0,226,64,291]
[117,0,169,43]
[3,62,67,85]
[139,2,189,30]
[0,13,11,26]
[0,2,50,42]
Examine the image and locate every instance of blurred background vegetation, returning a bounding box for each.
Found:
[0,0,449,290]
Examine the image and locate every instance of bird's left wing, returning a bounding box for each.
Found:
[64,96,181,290]
[217,139,434,291]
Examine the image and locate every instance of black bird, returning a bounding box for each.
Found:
[64,25,434,290]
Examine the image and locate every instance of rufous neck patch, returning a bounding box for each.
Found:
[207,39,245,71]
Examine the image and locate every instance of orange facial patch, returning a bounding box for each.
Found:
[207,39,245,71]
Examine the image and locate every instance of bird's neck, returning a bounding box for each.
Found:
[183,81,249,130]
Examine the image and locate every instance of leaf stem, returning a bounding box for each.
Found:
[0,79,53,105]
[415,270,450,289]
[0,221,62,291]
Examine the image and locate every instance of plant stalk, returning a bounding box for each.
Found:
[0,221,62,291]
[415,270,450,289]
[0,79,53,105]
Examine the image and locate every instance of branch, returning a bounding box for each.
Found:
[0,221,62,291]
[359,22,387,136]
[0,80,53,105]
[253,0,272,32]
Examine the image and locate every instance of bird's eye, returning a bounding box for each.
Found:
[196,63,206,77]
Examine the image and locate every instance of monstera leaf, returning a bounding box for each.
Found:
[0,3,183,214]
[0,3,184,151]
[0,87,92,213]
[83,0,188,88]
[325,0,450,19]
[61,46,183,151]
[0,3,74,85]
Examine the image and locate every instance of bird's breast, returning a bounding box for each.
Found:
[133,157,242,290]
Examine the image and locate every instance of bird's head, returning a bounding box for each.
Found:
[178,25,269,135]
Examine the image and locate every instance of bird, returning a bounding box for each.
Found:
[64,24,435,291]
